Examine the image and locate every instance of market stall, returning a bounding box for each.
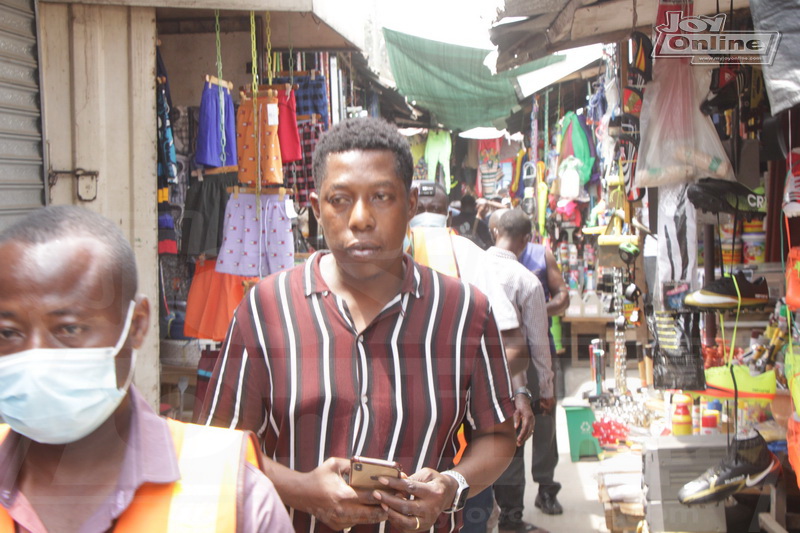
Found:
[489,0,800,530]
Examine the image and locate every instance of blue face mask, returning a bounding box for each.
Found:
[410,212,448,228]
[0,302,137,444]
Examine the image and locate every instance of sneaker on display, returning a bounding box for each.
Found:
[678,432,780,505]
[782,149,800,217]
[683,271,769,309]
[688,177,766,219]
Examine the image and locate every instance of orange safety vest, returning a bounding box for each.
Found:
[0,419,260,532]
[409,227,459,278]
[409,226,468,463]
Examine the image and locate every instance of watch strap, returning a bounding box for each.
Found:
[440,470,469,513]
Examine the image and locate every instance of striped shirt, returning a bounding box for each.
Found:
[201,251,514,533]
[485,247,554,399]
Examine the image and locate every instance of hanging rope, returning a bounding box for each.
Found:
[250,11,261,220]
[214,9,227,165]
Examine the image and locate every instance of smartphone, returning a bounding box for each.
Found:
[349,456,403,490]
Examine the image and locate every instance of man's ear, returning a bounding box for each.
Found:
[407,186,419,220]
[129,295,150,350]
[309,191,322,222]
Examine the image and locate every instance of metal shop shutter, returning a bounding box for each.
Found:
[0,0,42,231]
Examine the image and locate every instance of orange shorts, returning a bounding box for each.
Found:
[236,96,284,186]
[184,259,258,342]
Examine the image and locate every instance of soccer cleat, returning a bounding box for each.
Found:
[678,432,780,505]
[683,271,769,309]
[688,178,766,220]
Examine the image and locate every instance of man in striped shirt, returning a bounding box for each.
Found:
[201,117,517,533]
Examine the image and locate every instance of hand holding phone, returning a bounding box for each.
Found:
[349,456,402,490]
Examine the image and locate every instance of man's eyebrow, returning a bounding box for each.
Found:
[0,310,15,319]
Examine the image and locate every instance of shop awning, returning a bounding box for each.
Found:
[490,0,749,73]
[383,27,565,131]
[514,44,605,99]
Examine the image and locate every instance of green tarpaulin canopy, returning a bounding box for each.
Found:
[383,28,565,131]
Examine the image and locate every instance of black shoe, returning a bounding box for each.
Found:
[687,178,766,219]
[534,491,563,515]
[678,432,780,505]
[683,271,769,309]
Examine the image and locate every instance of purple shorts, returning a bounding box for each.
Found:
[215,193,294,277]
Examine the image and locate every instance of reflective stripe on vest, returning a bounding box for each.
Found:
[410,227,459,278]
[0,420,260,532]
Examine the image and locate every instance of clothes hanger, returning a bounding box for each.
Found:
[204,74,233,91]
[227,185,290,201]
[275,69,317,80]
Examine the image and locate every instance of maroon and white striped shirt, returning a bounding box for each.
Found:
[201,251,514,533]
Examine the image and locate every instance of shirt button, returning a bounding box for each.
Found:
[362,395,368,403]
[357,335,363,342]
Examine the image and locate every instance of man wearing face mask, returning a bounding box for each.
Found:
[409,181,535,533]
[0,205,293,533]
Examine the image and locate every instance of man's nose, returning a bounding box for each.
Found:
[349,198,375,231]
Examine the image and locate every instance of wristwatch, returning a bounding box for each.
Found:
[440,470,470,513]
[513,386,533,401]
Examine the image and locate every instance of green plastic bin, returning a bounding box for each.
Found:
[564,405,603,462]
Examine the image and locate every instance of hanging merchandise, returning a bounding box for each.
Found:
[558,111,595,187]
[284,119,324,208]
[635,0,734,187]
[648,311,706,390]
[181,168,239,259]
[273,70,330,130]
[196,11,237,168]
[215,192,294,278]
[425,129,453,191]
[477,137,502,197]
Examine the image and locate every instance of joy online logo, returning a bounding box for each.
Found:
[653,12,781,65]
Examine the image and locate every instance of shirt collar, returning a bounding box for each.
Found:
[487,246,519,262]
[304,250,423,299]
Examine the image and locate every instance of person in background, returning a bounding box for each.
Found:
[450,194,493,250]
[0,205,292,533]
[201,117,517,533]
[410,181,535,533]
[488,209,557,533]
[518,220,570,517]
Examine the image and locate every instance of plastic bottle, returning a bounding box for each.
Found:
[672,404,693,436]
[701,410,720,434]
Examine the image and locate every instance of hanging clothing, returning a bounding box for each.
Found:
[215,193,294,278]
[196,82,238,168]
[276,88,302,163]
[283,121,323,208]
[184,259,258,342]
[425,130,452,191]
[157,79,178,256]
[181,170,239,258]
[236,96,284,186]
[477,138,502,197]
[273,75,330,130]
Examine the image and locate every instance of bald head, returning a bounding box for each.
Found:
[490,208,532,256]
[0,206,138,301]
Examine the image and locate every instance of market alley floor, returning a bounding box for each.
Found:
[500,362,633,533]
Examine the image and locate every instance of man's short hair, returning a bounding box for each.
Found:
[0,205,138,300]
[496,208,532,239]
[460,194,477,211]
[312,117,413,190]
